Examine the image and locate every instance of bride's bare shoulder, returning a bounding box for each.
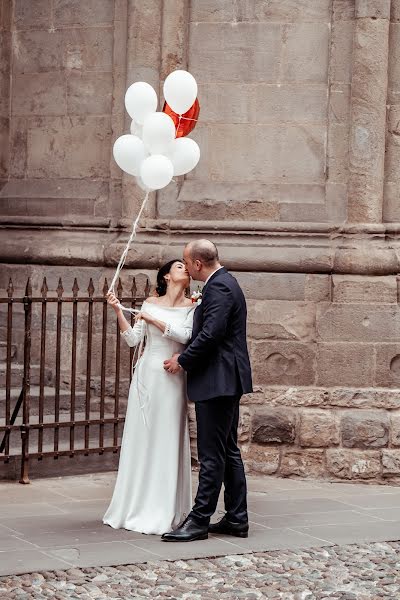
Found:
[144,296,159,305]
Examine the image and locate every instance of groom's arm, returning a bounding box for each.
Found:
[178,281,234,373]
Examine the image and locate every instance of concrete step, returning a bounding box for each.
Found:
[0,342,17,362]
[0,363,53,387]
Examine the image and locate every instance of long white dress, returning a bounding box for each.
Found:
[103,301,195,535]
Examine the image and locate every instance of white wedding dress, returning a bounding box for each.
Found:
[103,300,195,535]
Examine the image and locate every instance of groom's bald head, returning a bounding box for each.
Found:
[186,239,219,266]
[183,239,221,282]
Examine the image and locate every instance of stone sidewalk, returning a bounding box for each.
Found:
[2,472,400,577]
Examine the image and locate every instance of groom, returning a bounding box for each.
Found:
[162,239,253,542]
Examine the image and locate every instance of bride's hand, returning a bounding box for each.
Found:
[106,292,121,313]
[135,311,153,324]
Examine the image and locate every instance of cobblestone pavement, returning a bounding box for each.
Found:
[1,541,400,600]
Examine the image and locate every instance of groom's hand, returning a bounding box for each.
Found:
[163,353,182,374]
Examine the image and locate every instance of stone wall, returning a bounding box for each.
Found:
[2,0,400,483]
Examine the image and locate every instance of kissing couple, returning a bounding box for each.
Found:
[103,239,253,542]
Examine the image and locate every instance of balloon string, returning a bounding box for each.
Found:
[175,113,198,136]
[108,190,150,298]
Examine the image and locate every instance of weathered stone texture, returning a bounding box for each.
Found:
[341,411,389,449]
[326,449,382,479]
[332,276,397,304]
[317,343,375,387]
[252,408,297,445]
[280,449,326,478]
[382,449,400,475]
[251,341,316,386]
[299,411,339,448]
[242,444,280,475]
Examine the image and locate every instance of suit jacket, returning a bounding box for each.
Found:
[178,267,253,402]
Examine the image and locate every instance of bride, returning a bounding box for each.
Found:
[103,260,195,535]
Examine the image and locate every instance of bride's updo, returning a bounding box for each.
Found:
[156,260,181,296]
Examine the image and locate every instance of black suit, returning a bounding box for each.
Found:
[178,267,253,525]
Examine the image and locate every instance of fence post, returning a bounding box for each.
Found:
[20,278,32,484]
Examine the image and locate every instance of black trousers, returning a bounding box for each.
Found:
[189,395,248,525]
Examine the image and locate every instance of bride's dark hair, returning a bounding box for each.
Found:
[156,259,182,297]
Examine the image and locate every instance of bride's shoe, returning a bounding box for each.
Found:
[161,517,208,542]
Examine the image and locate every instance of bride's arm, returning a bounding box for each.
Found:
[107,292,145,348]
[163,308,194,344]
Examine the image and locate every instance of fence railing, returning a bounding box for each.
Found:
[0,276,149,483]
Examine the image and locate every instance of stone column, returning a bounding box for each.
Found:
[384,0,400,221]
[0,0,11,184]
[347,0,390,223]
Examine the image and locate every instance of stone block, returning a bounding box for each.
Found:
[341,411,389,448]
[12,73,66,116]
[317,303,400,342]
[67,72,113,115]
[375,344,400,387]
[242,444,280,475]
[233,272,306,302]
[316,343,375,387]
[14,0,51,29]
[238,406,251,443]
[255,84,328,123]
[280,125,326,181]
[382,450,400,475]
[189,23,281,83]
[299,410,339,448]
[0,73,10,119]
[327,123,349,184]
[326,449,381,479]
[330,20,354,83]
[392,0,400,22]
[390,413,400,446]
[190,0,235,23]
[261,387,331,409]
[247,300,316,341]
[27,116,111,178]
[325,183,348,222]
[198,83,256,124]
[252,408,297,444]
[330,388,400,410]
[251,341,316,385]
[54,0,114,26]
[0,29,10,74]
[333,0,355,21]
[355,0,391,19]
[304,275,331,302]
[241,0,331,22]
[283,24,330,83]
[329,85,351,123]
[332,275,397,303]
[280,449,326,478]
[0,116,9,178]
[62,27,113,71]
[13,30,63,73]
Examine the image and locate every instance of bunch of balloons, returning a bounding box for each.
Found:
[113,70,201,191]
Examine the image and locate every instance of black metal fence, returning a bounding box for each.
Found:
[0,276,149,483]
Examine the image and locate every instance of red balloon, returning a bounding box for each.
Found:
[162,98,200,138]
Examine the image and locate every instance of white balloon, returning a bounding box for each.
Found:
[142,112,176,155]
[113,134,146,176]
[125,81,157,124]
[130,120,143,138]
[163,70,198,115]
[135,175,151,192]
[168,138,200,176]
[140,154,173,190]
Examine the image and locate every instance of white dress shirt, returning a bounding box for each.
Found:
[204,266,224,285]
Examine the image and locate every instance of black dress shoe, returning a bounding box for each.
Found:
[208,515,249,538]
[162,517,209,542]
